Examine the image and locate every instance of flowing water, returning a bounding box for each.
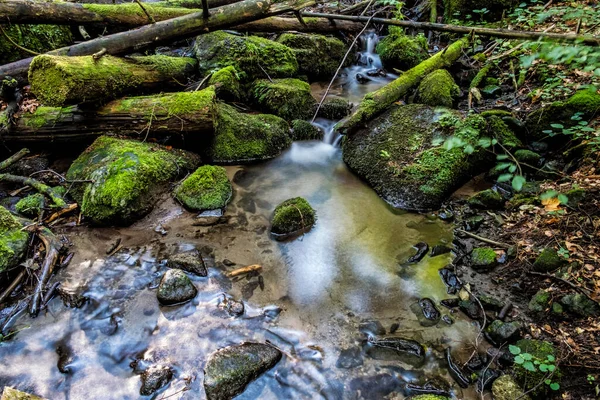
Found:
[0,33,480,399]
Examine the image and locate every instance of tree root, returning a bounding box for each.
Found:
[28,227,62,317]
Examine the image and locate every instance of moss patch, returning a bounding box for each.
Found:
[0,206,29,274]
[375,33,428,71]
[0,24,72,65]
[471,247,497,269]
[559,293,600,317]
[208,66,243,101]
[66,136,200,225]
[271,197,316,236]
[514,149,541,165]
[174,165,232,211]
[468,189,504,209]
[291,120,323,141]
[513,339,559,397]
[193,31,298,82]
[15,193,45,218]
[317,98,352,120]
[533,248,565,272]
[528,289,551,313]
[417,69,459,108]
[251,78,317,121]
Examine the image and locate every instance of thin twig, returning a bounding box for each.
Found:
[456,229,511,249]
[0,269,26,305]
[194,72,213,92]
[0,149,29,171]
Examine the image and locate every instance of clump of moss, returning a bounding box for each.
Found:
[251,78,317,121]
[533,248,565,272]
[271,197,316,237]
[0,206,29,273]
[485,115,522,149]
[66,136,200,225]
[276,33,349,80]
[417,69,459,108]
[513,339,560,397]
[470,247,497,270]
[468,189,504,209]
[0,24,72,65]
[175,166,232,211]
[210,103,291,163]
[316,98,352,120]
[407,395,450,400]
[208,66,243,101]
[291,120,323,141]
[506,194,538,209]
[15,193,45,218]
[528,289,551,313]
[375,33,428,70]
[193,31,298,82]
[514,149,541,165]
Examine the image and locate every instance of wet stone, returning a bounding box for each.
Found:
[366,336,426,366]
[459,300,483,320]
[430,245,451,257]
[167,250,207,277]
[204,342,282,400]
[140,364,173,396]
[359,320,386,336]
[157,269,198,306]
[438,267,461,295]
[440,298,460,309]
[477,368,500,392]
[441,315,454,325]
[485,320,522,345]
[438,209,454,221]
[336,347,364,369]
[464,215,484,231]
[416,298,441,326]
[218,297,245,317]
[407,242,429,263]
[465,352,486,372]
[355,73,371,84]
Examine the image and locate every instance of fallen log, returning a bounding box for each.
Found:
[0,88,217,143]
[235,16,363,32]
[29,54,197,106]
[336,36,469,134]
[0,0,316,80]
[301,12,600,46]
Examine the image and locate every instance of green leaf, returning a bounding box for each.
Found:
[464,144,475,154]
[478,137,492,147]
[497,173,513,183]
[550,382,560,391]
[491,138,498,145]
[509,164,517,173]
[521,353,533,361]
[550,123,564,129]
[523,361,536,372]
[512,175,526,191]
[546,355,555,362]
[509,344,521,355]
[496,154,510,160]
[540,364,549,372]
[540,190,558,200]
[545,379,552,385]
[558,194,568,204]
[548,364,556,372]
[514,355,524,364]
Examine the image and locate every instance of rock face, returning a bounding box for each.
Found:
[203,342,282,400]
[209,103,291,163]
[66,136,200,225]
[194,31,298,82]
[140,365,173,396]
[174,166,232,212]
[342,105,490,210]
[492,374,531,400]
[270,197,316,239]
[167,250,207,277]
[277,33,348,79]
[417,69,460,108]
[0,206,29,275]
[157,269,198,305]
[375,33,428,70]
[251,78,317,121]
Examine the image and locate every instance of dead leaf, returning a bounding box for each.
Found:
[542,197,561,212]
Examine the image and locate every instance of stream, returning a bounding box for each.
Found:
[0,32,480,399]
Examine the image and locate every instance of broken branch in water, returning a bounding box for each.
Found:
[28,227,62,316]
[226,264,262,278]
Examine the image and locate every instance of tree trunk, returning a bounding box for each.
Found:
[0,0,316,80]
[29,54,197,106]
[336,37,470,135]
[0,89,216,142]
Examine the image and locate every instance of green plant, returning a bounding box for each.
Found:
[587,374,595,384]
[472,7,489,22]
[509,344,560,391]
[557,247,570,259]
[380,149,391,159]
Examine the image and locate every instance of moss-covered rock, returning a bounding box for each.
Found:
[0,24,72,65]
[316,98,352,120]
[0,206,29,274]
[157,268,197,305]
[276,33,348,80]
[528,289,551,313]
[514,149,541,165]
[559,293,600,317]
[15,193,45,218]
[442,0,517,20]
[251,78,317,121]
[174,165,232,211]
[0,387,45,400]
[291,120,323,141]
[470,247,497,270]
[406,395,450,400]
[533,248,565,272]
[526,87,600,140]
[485,115,523,149]
[492,375,530,400]
[486,320,521,344]
[270,197,316,238]
[208,66,243,101]
[513,339,559,398]
[209,103,291,163]
[417,69,459,108]
[193,31,298,82]
[342,105,491,210]
[66,136,200,225]
[376,33,428,71]
[468,189,504,209]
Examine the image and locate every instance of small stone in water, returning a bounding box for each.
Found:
[407,242,429,263]
[140,364,173,396]
[167,250,207,277]
[222,259,236,267]
[218,297,244,317]
[336,347,363,369]
[355,73,371,84]
[389,323,399,333]
[157,269,197,305]
[442,315,454,325]
[430,244,452,257]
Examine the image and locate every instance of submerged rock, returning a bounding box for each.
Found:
[174,165,232,212]
[417,69,460,108]
[209,103,291,163]
[290,120,323,141]
[438,267,461,294]
[66,136,200,225]
[492,374,531,400]
[415,298,441,326]
[375,33,428,70]
[157,269,197,305]
[167,250,207,277]
[251,78,317,121]
[430,244,451,257]
[276,33,348,79]
[407,242,429,263]
[366,336,426,366]
[0,206,29,276]
[204,342,282,400]
[140,364,173,396]
[193,31,298,81]
[533,248,565,272]
[342,105,491,210]
[270,197,316,239]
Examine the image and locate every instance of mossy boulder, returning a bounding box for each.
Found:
[0,387,45,400]
[316,98,352,120]
[193,31,298,82]
[533,248,565,272]
[15,193,45,218]
[375,33,428,71]
[276,33,349,80]
[528,289,551,313]
[468,189,504,209]
[251,78,317,121]
[486,320,521,345]
[208,66,243,101]
[559,293,600,317]
[492,375,530,400]
[0,206,29,275]
[514,149,541,165]
[442,0,517,20]
[417,69,459,108]
[270,197,316,238]
[157,268,197,305]
[66,136,200,225]
[291,120,323,141]
[513,339,559,398]
[208,103,291,163]
[526,87,600,140]
[0,24,72,65]
[174,165,232,211]
[470,247,497,270]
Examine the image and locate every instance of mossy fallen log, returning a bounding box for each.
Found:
[29,54,197,106]
[336,36,470,135]
[0,88,216,142]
